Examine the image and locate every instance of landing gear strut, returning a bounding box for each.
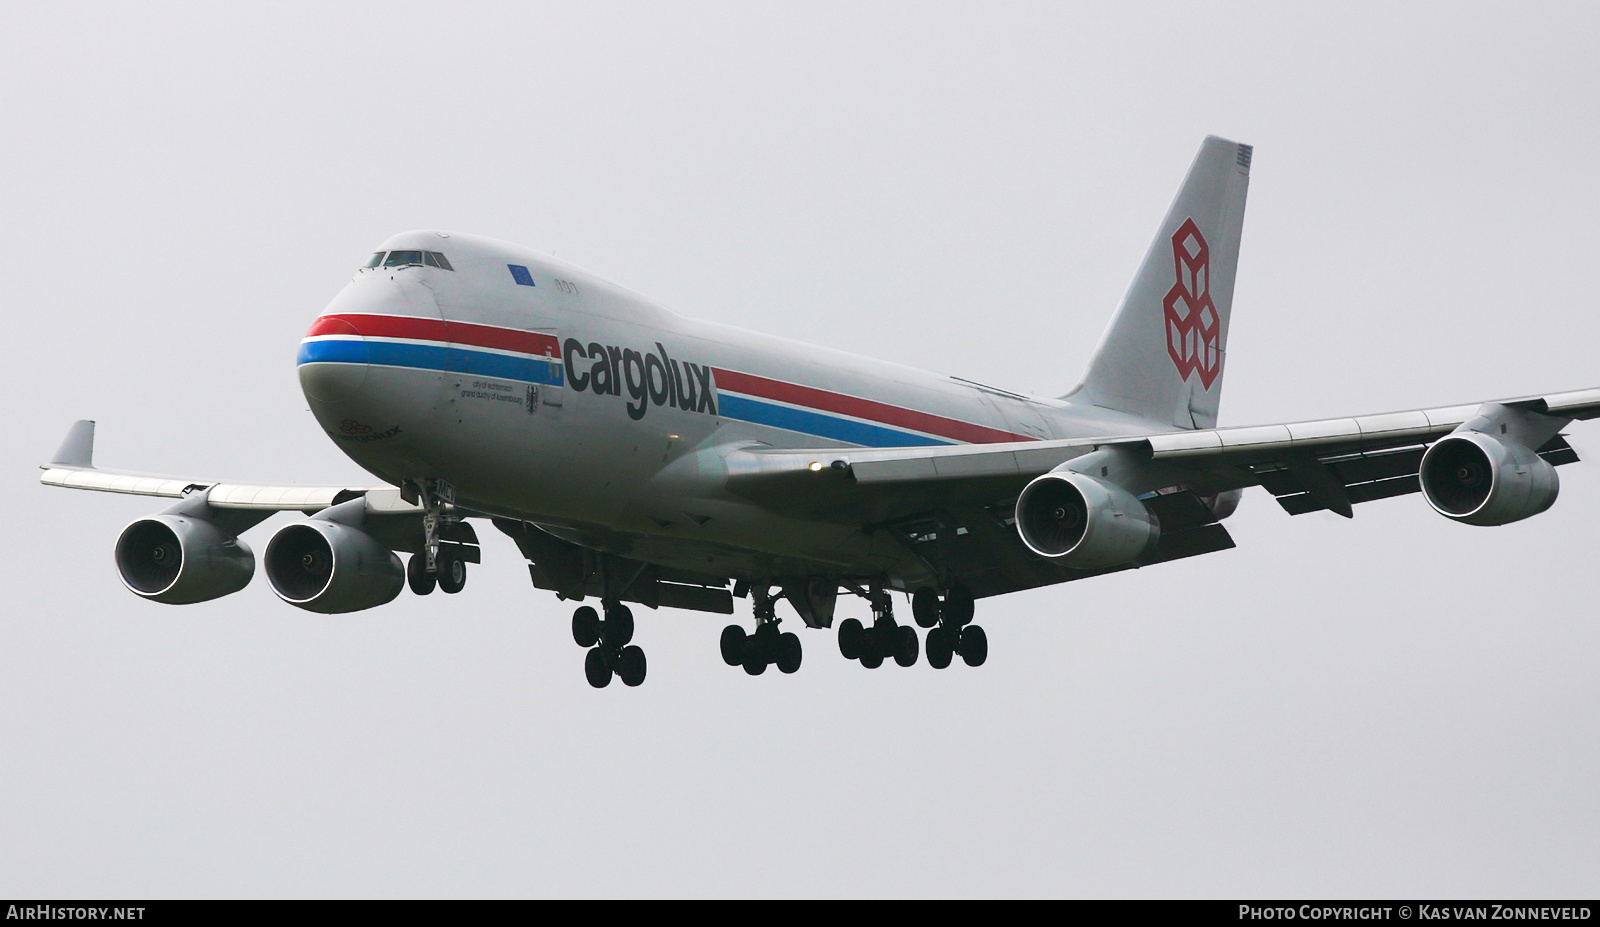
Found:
[838,587,918,668]
[574,601,646,688]
[920,584,986,669]
[720,586,802,675]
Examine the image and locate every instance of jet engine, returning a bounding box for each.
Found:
[264,517,404,614]
[1014,470,1160,569]
[1419,431,1558,526]
[115,514,255,604]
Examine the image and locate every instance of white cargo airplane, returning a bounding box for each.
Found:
[41,136,1600,687]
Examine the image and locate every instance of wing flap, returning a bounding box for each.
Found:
[1256,434,1579,517]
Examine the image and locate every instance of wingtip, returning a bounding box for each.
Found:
[49,419,96,469]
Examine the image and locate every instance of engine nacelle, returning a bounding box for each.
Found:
[115,515,255,604]
[1420,431,1559,526]
[264,520,404,613]
[1014,470,1160,569]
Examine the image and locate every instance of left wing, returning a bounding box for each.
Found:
[727,387,1600,511]
[723,387,1600,597]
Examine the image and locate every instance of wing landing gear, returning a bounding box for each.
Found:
[919,583,985,669]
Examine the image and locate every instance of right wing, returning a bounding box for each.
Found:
[38,419,397,511]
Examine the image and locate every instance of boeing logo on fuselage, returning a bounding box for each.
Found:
[562,338,718,421]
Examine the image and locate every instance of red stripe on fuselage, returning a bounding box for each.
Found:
[711,367,1032,444]
[307,314,560,358]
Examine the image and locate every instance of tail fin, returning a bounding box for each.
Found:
[1067,136,1251,430]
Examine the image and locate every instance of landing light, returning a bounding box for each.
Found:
[809,461,823,472]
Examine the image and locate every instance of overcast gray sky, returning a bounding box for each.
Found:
[4,1,1598,898]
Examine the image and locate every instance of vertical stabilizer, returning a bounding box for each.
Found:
[1067,136,1251,430]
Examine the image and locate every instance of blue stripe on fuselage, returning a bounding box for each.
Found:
[298,339,564,386]
[299,340,948,448]
[716,394,951,448]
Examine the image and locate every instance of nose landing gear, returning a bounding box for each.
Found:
[573,601,646,687]
[406,478,469,596]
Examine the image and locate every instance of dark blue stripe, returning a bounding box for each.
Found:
[299,339,564,387]
[717,394,950,448]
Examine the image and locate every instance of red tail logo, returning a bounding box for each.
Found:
[1163,218,1221,389]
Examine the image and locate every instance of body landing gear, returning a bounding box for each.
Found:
[918,584,986,669]
[573,601,646,687]
[719,587,801,675]
[838,588,918,669]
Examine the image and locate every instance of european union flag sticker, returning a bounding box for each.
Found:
[508,264,536,286]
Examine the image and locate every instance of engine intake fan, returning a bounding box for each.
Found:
[1015,470,1160,569]
[1420,430,1558,526]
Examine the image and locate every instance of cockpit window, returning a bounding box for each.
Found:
[362,250,454,271]
[384,250,425,268]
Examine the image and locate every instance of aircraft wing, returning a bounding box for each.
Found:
[38,420,393,511]
[724,387,1600,598]
[729,387,1600,506]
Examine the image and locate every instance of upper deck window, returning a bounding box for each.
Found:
[364,250,454,271]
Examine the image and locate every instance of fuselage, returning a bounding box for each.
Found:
[298,230,1174,584]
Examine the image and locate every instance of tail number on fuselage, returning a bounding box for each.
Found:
[562,339,718,421]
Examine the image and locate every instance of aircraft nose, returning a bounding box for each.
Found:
[298,314,371,403]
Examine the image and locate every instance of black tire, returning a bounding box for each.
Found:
[604,603,634,647]
[860,650,884,669]
[912,587,941,628]
[926,627,954,669]
[407,554,436,596]
[872,621,897,662]
[943,584,975,626]
[959,624,988,667]
[617,645,647,687]
[751,623,780,664]
[720,625,747,666]
[894,624,919,667]
[584,647,612,688]
[437,552,467,594]
[572,606,601,648]
[743,651,767,675]
[838,618,864,660]
[777,632,802,674]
